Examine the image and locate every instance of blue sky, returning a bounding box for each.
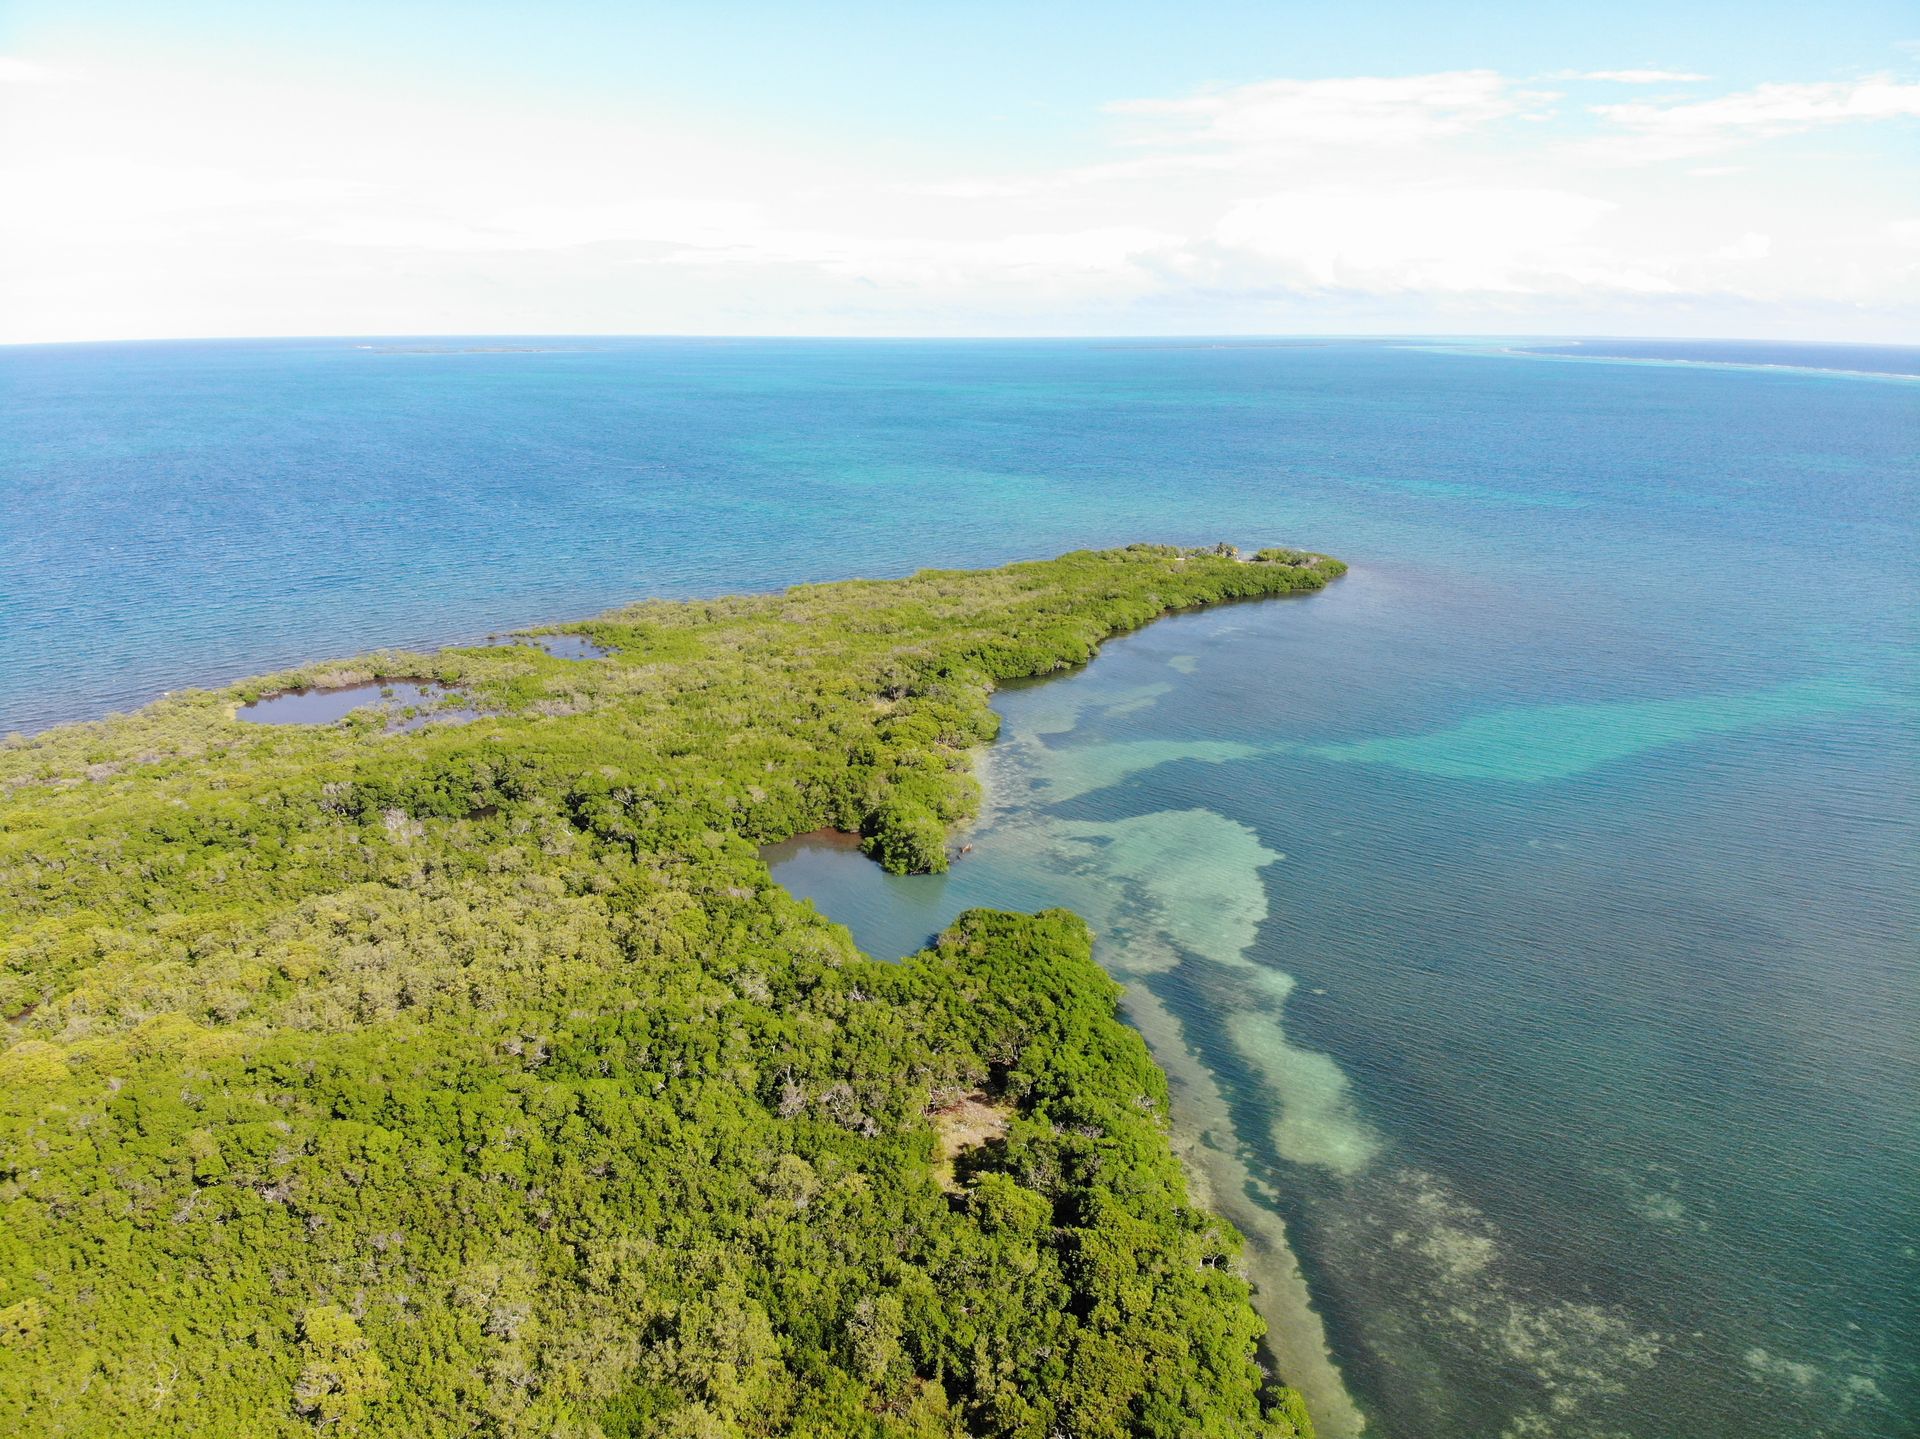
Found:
[4,1,1917,341]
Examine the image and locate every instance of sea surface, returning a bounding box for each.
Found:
[3,336,1916,1438]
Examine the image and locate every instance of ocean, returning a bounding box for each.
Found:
[3,336,1915,1438]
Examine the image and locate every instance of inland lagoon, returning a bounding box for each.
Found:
[235,678,476,730]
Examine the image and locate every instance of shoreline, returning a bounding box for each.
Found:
[1119,980,1367,1435]
[3,545,1350,1435]
[968,735,1368,1436]
[762,817,1369,1434]
[765,615,1370,1434]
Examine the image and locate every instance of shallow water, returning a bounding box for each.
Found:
[479,633,611,660]
[772,581,1918,1439]
[236,679,474,730]
[5,336,1916,1438]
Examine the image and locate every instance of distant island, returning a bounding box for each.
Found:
[0,545,1345,1438]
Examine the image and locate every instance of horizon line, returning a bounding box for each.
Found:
[6,330,1917,351]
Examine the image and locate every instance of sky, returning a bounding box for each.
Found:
[2,1,1918,343]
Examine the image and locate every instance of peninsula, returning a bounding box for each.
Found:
[0,545,1345,1438]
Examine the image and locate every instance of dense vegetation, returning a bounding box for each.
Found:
[0,545,1344,1438]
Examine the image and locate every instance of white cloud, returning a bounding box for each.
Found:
[1575,69,1711,85]
[1,54,1916,340]
[652,224,1182,291]
[1589,76,1920,160]
[1211,185,1637,294]
[0,56,60,84]
[1108,71,1538,148]
[312,199,766,254]
[1711,232,1773,261]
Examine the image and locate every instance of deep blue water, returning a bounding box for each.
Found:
[3,336,1916,1438]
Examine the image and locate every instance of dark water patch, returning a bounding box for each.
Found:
[765,826,863,852]
[480,633,612,660]
[760,829,956,960]
[236,679,475,730]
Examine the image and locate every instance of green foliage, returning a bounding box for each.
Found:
[1250,548,1325,567]
[862,798,951,875]
[296,1305,391,1426]
[0,546,1342,1437]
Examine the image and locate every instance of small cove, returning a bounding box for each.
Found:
[767,820,1367,1437]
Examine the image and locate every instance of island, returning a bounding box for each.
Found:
[0,544,1346,1438]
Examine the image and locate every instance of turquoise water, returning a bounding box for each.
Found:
[4,337,1916,1437]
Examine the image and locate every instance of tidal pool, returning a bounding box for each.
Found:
[236,679,476,730]
[480,633,612,660]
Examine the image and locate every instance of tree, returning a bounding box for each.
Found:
[294,1305,389,1429]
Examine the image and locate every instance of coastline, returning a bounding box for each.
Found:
[764,617,1370,1436]
[1,545,1348,1435]
[969,727,1367,1436]
[1116,983,1365,1435]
